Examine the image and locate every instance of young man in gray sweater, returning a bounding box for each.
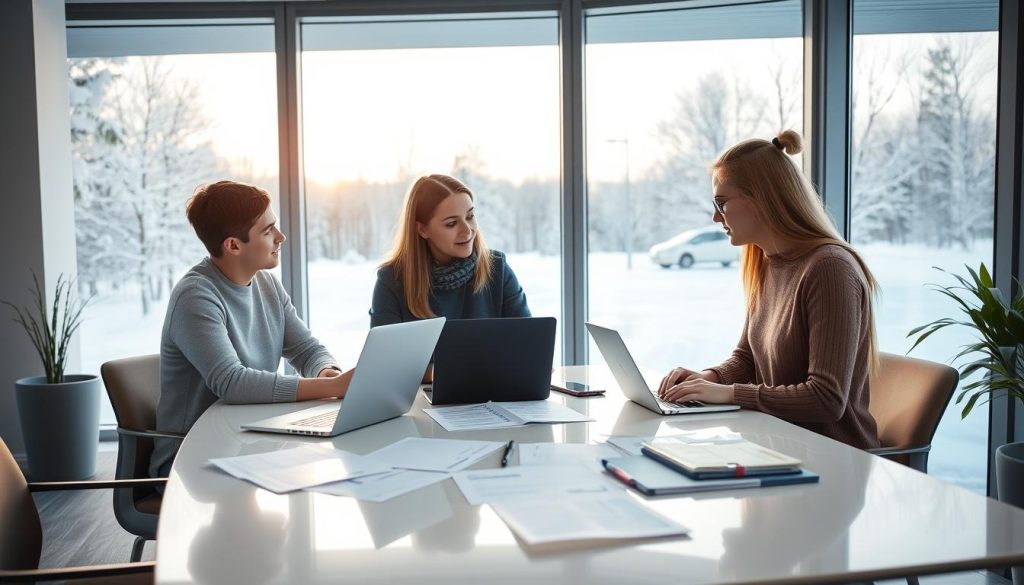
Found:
[151,181,351,478]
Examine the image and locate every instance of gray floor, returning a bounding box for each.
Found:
[32,441,156,570]
[29,442,1009,584]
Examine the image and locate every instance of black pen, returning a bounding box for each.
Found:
[500,439,515,468]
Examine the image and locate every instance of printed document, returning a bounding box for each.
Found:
[490,491,690,544]
[209,443,388,494]
[425,400,593,432]
[452,464,616,505]
[363,437,506,473]
[309,468,450,503]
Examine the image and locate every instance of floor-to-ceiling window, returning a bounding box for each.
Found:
[66,19,280,424]
[851,0,999,493]
[300,12,562,362]
[583,0,803,375]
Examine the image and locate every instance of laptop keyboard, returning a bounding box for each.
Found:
[290,410,338,428]
[657,397,705,411]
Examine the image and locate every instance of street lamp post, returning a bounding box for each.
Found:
[607,137,632,269]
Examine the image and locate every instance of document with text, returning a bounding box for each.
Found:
[309,468,450,503]
[490,491,690,544]
[452,464,616,505]
[363,437,506,473]
[425,400,593,432]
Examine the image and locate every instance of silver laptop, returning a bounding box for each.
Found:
[586,322,740,415]
[242,318,445,437]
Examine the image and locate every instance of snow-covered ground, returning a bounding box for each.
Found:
[81,241,992,493]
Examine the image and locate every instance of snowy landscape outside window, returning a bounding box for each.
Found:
[68,23,279,425]
[300,14,562,363]
[851,10,998,493]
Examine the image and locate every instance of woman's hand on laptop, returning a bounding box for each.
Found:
[658,367,719,397]
[661,378,734,404]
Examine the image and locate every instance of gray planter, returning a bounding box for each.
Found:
[997,442,1024,585]
[15,374,101,481]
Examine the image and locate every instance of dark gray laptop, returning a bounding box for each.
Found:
[586,322,740,415]
[423,317,556,405]
[242,318,445,437]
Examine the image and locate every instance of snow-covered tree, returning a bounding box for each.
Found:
[70,57,216,314]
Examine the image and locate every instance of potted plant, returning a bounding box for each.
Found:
[909,263,1024,584]
[3,272,100,480]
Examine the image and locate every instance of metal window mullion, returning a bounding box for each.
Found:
[560,0,586,366]
[802,0,851,240]
[277,4,308,323]
[990,0,1024,497]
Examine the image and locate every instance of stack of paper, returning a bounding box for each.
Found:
[425,400,594,432]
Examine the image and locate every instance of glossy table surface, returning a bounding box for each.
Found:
[156,366,1024,584]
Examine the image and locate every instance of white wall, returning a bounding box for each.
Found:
[0,0,79,461]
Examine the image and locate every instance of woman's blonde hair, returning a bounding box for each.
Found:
[711,130,879,374]
[382,174,493,319]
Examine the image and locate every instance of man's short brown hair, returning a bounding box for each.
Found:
[186,181,272,257]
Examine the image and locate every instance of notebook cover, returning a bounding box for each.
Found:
[603,456,818,496]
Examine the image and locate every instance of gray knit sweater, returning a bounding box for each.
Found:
[150,258,338,477]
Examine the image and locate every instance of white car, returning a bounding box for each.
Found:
[648,226,738,269]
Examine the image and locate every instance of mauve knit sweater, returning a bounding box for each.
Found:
[707,244,880,450]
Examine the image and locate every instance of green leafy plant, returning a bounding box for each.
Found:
[2,272,91,384]
[908,263,1024,418]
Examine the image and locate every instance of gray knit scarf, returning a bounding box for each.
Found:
[432,254,478,291]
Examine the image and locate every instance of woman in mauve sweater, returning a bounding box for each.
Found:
[658,130,880,450]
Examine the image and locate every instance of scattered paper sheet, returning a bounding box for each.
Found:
[490,491,690,544]
[452,465,615,505]
[425,400,594,432]
[209,444,388,494]
[310,468,450,503]
[518,442,623,468]
[364,437,506,473]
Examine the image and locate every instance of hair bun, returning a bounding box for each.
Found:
[775,130,803,156]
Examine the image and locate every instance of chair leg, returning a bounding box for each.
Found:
[130,536,147,562]
[905,577,921,585]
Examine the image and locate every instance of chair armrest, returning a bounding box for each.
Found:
[120,427,186,441]
[0,560,154,582]
[867,445,931,458]
[29,477,166,492]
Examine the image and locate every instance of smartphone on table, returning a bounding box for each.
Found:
[550,381,606,397]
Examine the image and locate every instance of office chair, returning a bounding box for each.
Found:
[867,353,958,473]
[101,355,185,562]
[0,437,159,583]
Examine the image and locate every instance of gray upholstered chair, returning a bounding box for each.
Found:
[101,355,184,562]
[0,437,159,583]
[867,352,959,473]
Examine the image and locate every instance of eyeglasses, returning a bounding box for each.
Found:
[712,198,728,215]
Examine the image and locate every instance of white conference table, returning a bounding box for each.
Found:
[156,365,1024,585]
